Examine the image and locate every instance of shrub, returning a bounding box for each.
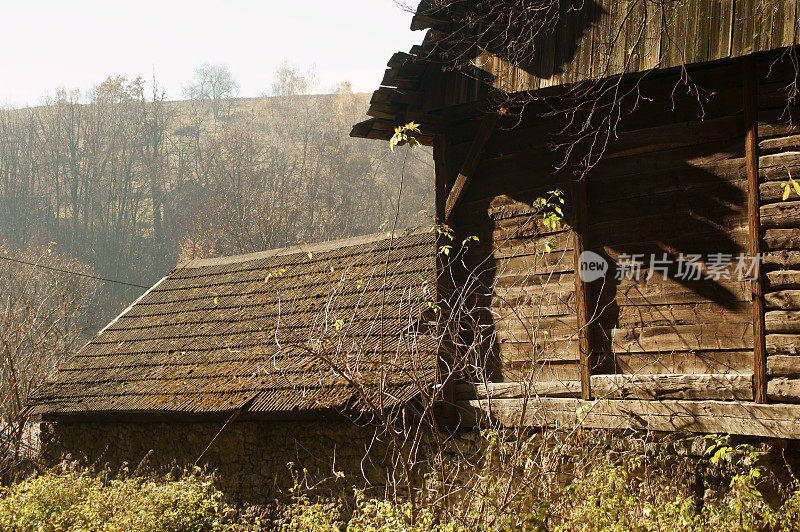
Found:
[280,431,800,532]
[0,469,248,531]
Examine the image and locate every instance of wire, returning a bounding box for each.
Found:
[0,254,150,289]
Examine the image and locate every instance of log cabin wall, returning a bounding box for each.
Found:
[444,52,800,405]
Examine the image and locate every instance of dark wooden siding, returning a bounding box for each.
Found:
[354,0,800,143]
[448,53,800,402]
[441,0,800,96]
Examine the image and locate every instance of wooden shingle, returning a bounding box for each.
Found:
[27,228,438,416]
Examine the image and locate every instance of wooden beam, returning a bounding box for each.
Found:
[572,178,593,400]
[767,378,800,403]
[456,397,800,439]
[743,54,768,404]
[454,381,582,400]
[444,114,498,221]
[590,374,754,401]
[767,354,800,376]
[434,134,450,222]
[454,374,754,402]
[433,134,456,426]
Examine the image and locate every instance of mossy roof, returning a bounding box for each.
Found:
[27,228,439,417]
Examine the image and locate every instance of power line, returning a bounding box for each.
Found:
[0,254,150,289]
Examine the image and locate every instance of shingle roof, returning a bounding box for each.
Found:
[352,0,800,142]
[27,228,439,417]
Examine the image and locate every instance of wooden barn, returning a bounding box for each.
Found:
[351,0,800,438]
[27,229,440,503]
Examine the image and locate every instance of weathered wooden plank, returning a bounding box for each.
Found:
[766,269,800,289]
[761,200,800,227]
[590,165,747,208]
[492,270,574,291]
[485,235,573,261]
[456,397,800,438]
[591,373,753,401]
[758,108,800,138]
[614,350,754,375]
[591,0,614,78]
[642,0,663,69]
[591,180,748,225]
[615,302,752,328]
[767,354,800,376]
[715,0,735,59]
[764,251,800,269]
[571,178,592,400]
[610,324,753,353]
[496,340,580,363]
[495,320,578,346]
[763,229,800,250]
[767,334,800,355]
[759,133,800,152]
[765,310,800,332]
[767,377,800,403]
[486,251,575,279]
[498,359,579,383]
[491,293,575,318]
[484,284,575,310]
[744,54,768,403]
[758,151,800,180]
[765,289,800,309]
[607,276,752,306]
[444,115,498,221]
[454,381,581,401]
[761,181,799,204]
[781,0,798,47]
[590,212,748,249]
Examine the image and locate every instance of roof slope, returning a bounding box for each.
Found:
[28,228,439,417]
[352,0,800,141]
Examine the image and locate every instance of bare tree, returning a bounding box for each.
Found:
[0,244,99,483]
[184,63,239,120]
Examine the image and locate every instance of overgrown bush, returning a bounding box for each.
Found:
[4,433,800,531]
[282,431,800,532]
[0,468,252,531]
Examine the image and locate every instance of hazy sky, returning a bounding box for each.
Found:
[0,0,420,107]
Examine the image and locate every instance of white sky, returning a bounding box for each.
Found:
[0,0,420,107]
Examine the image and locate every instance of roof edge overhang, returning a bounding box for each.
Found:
[177,225,431,269]
[39,407,373,425]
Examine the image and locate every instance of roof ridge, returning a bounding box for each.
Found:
[176,226,431,270]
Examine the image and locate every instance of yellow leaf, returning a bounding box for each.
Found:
[307,252,313,260]
[793,178,800,196]
[783,183,791,201]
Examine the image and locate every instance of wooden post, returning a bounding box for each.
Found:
[433,133,456,424]
[434,134,450,223]
[571,178,592,401]
[743,54,768,404]
[444,115,498,222]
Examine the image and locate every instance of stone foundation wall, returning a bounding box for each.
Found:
[39,418,407,507]
[40,418,800,516]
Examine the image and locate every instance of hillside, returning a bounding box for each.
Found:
[0,77,433,333]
